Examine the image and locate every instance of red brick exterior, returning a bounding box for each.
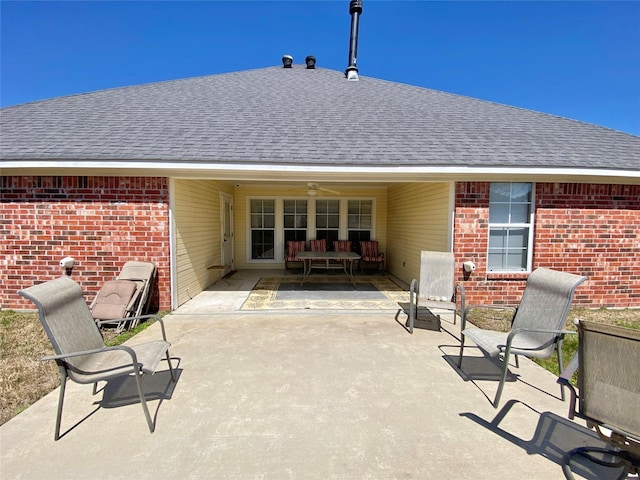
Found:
[1,176,171,311]
[454,182,640,308]
[3,177,639,312]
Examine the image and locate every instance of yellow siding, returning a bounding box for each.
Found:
[172,180,449,303]
[173,179,233,306]
[387,182,453,285]
[233,185,388,270]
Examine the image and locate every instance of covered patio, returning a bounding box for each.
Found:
[0,271,612,479]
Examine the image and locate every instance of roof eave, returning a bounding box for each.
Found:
[2,161,639,185]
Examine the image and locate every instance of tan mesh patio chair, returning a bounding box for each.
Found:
[457,267,587,407]
[19,276,175,440]
[396,251,466,333]
[558,320,640,479]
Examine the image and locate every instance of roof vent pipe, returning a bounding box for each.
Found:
[345,0,363,81]
[282,55,293,68]
[305,55,316,69]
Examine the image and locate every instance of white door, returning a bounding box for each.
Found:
[221,193,234,275]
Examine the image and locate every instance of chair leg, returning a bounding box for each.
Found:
[457,336,465,368]
[54,366,68,441]
[556,342,566,401]
[166,351,176,382]
[133,371,155,433]
[407,305,415,334]
[493,350,512,408]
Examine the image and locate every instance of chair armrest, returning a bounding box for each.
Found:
[506,327,575,344]
[97,314,169,341]
[42,344,140,367]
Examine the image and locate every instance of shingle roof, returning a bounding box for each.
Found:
[1,66,638,172]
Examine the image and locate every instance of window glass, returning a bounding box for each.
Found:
[347,200,373,253]
[250,199,275,260]
[283,200,307,244]
[316,200,340,246]
[487,184,533,272]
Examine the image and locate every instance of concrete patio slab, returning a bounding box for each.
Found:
[0,271,619,479]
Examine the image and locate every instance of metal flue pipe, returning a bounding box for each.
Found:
[345,0,363,80]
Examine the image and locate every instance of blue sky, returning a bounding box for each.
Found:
[2,1,639,135]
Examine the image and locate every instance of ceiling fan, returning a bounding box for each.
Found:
[291,182,341,196]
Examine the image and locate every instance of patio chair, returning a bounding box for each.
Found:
[309,239,327,252]
[331,240,352,269]
[285,240,306,270]
[18,276,175,440]
[359,240,384,272]
[333,240,352,253]
[90,260,156,332]
[557,320,640,479]
[395,251,466,334]
[457,267,587,408]
[308,239,328,270]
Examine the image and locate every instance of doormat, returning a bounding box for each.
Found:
[241,276,408,311]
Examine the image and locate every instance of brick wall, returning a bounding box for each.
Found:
[1,176,171,311]
[454,182,640,308]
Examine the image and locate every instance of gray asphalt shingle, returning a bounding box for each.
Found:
[1,66,638,170]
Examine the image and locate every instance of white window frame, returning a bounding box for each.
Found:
[248,198,277,262]
[487,183,535,273]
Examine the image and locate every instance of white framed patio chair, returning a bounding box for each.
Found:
[395,251,466,333]
[558,320,640,479]
[19,276,175,440]
[457,267,586,408]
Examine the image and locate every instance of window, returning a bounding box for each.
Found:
[247,197,376,262]
[315,199,340,247]
[250,199,275,259]
[283,200,307,243]
[487,183,534,272]
[347,200,373,253]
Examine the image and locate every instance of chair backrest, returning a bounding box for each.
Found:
[511,268,587,356]
[360,241,379,257]
[19,277,105,366]
[287,240,306,257]
[90,279,138,320]
[310,239,327,252]
[333,240,352,252]
[118,260,156,282]
[577,320,640,439]
[417,251,455,301]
